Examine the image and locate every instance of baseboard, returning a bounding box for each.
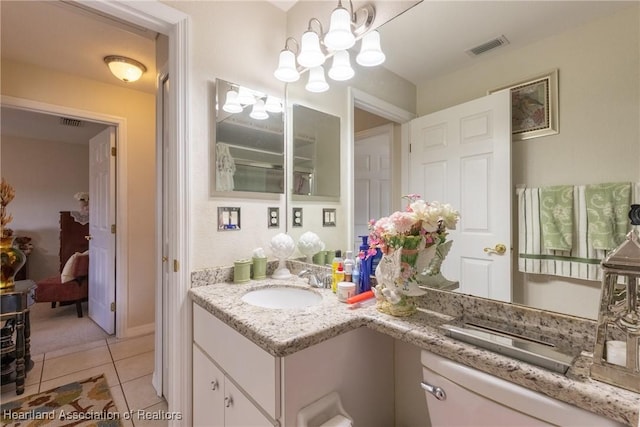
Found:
[122,322,155,338]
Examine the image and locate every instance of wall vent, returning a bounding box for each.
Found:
[60,117,83,127]
[466,35,510,57]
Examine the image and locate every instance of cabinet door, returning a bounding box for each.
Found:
[224,380,273,427]
[193,345,225,427]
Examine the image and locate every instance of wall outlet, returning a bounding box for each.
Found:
[268,207,279,228]
[292,207,303,227]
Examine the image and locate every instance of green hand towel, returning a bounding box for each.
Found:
[585,182,631,250]
[540,185,574,251]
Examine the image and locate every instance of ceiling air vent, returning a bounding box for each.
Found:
[466,35,510,57]
[60,117,83,127]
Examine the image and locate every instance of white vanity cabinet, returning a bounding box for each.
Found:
[193,301,396,427]
[193,304,277,426]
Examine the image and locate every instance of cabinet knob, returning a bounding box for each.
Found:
[84,235,93,241]
[224,396,233,408]
[211,380,219,391]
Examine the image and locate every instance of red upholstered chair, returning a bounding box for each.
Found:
[35,253,89,318]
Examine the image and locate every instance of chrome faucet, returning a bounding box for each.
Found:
[297,269,331,288]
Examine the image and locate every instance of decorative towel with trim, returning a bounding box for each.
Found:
[518,186,604,281]
[540,185,573,250]
[585,182,631,250]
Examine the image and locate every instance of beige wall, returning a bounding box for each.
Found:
[414,5,640,318]
[1,136,89,280]
[1,60,157,333]
[164,1,289,269]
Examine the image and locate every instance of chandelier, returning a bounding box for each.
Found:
[274,1,385,93]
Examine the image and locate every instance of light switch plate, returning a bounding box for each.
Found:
[292,207,303,227]
[323,208,336,227]
[218,207,241,231]
[268,207,279,228]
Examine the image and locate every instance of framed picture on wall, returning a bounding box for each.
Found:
[490,69,559,141]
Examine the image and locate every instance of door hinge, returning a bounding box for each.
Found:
[409,143,412,153]
[111,147,117,156]
[110,302,116,312]
[173,259,179,272]
[111,224,116,234]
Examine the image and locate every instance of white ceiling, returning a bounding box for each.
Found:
[1,0,634,144]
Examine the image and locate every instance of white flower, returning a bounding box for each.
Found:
[74,192,89,202]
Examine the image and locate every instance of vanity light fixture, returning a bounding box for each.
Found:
[222,90,243,113]
[249,99,269,120]
[274,1,382,93]
[222,85,282,119]
[104,55,147,83]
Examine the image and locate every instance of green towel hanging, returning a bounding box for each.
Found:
[585,182,631,250]
[540,185,574,251]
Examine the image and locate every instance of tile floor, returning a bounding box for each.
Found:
[1,333,168,426]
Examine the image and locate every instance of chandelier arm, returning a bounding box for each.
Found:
[307,18,324,37]
[284,37,299,54]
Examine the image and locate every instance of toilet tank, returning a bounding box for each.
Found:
[421,351,625,427]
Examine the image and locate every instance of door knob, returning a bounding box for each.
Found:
[84,235,92,241]
[484,243,507,255]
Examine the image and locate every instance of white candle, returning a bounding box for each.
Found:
[605,340,627,366]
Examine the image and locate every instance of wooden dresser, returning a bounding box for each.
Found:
[59,211,89,270]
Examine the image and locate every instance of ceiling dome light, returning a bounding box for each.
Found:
[264,96,283,113]
[328,50,355,81]
[305,66,329,93]
[249,99,269,120]
[356,30,385,67]
[324,4,355,51]
[104,55,147,83]
[222,90,243,114]
[274,49,300,83]
[298,30,325,68]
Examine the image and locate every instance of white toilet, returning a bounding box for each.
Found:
[421,350,625,427]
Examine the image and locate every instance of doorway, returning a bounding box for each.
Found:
[0,102,120,346]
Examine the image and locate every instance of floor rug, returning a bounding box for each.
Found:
[1,374,121,426]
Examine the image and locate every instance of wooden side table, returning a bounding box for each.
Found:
[1,280,36,395]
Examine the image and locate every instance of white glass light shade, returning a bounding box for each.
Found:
[356,30,386,67]
[250,100,269,120]
[237,86,257,105]
[222,90,243,113]
[328,50,355,81]
[274,49,300,82]
[324,6,355,51]
[305,66,329,93]
[264,96,283,113]
[104,56,146,83]
[297,30,325,68]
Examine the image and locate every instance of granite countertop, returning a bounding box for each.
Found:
[190,264,640,427]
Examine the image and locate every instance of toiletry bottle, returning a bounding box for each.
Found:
[352,258,361,293]
[358,236,372,293]
[343,250,355,282]
[331,250,343,293]
[333,263,345,292]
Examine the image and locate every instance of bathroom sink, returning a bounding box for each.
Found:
[241,287,322,309]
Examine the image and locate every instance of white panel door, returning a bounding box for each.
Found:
[89,127,116,333]
[409,91,512,301]
[354,125,392,250]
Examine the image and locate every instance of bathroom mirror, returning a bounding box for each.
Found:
[291,104,341,199]
[212,78,284,195]
[285,1,639,320]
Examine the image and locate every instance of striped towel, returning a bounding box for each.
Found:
[540,185,573,251]
[517,186,606,281]
[585,182,631,250]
